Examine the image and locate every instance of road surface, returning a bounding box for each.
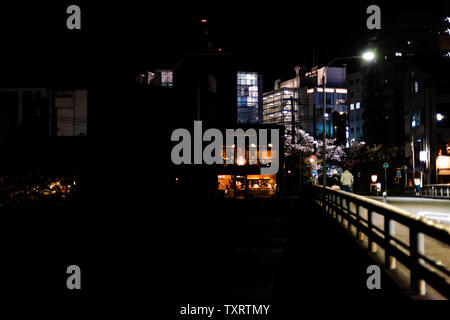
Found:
[368,196,450,271]
[370,196,450,224]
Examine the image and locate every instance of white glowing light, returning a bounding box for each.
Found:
[362,51,375,61]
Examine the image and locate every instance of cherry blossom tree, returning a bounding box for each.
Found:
[284,128,346,181]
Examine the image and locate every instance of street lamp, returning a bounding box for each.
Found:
[362,51,375,61]
[321,50,375,186]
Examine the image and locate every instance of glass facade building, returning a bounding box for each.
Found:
[262,87,299,136]
[237,72,263,124]
[299,87,348,140]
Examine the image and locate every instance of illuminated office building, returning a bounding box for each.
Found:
[237,72,263,124]
[262,78,300,137]
[347,71,364,143]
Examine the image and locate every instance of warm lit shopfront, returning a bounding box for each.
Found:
[437,155,450,184]
[217,174,277,198]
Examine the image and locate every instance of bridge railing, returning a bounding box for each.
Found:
[311,185,450,299]
[422,184,450,198]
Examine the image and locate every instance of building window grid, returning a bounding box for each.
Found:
[262,90,298,128]
[161,70,173,87]
[237,72,260,123]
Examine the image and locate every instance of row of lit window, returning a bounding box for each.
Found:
[306,88,347,94]
[160,70,173,87]
[350,102,361,110]
[237,72,258,80]
[263,90,293,99]
[238,90,259,98]
[237,72,259,86]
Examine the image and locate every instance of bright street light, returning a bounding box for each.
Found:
[320,50,375,186]
[437,113,444,121]
[362,51,375,61]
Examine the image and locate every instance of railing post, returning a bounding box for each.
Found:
[357,206,364,241]
[338,195,342,221]
[347,201,353,232]
[410,227,426,295]
[368,211,377,253]
[384,217,396,269]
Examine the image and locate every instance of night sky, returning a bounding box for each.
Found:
[0,1,447,90]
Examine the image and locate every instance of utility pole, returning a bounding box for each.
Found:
[322,71,327,187]
[290,96,295,144]
[411,135,415,181]
[295,66,301,188]
[384,166,388,194]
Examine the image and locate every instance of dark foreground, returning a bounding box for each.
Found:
[0,194,409,315]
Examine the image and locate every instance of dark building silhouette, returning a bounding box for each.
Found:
[172,53,238,127]
[403,60,450,185]
[362,11,450,146]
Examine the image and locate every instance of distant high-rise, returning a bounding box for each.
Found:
[362,12,450,146]
[346,71,363,143]
[298,66,347,143]
[262,78,299,138]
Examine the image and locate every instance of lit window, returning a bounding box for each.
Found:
[414,81,419,94]
[350,103,354,110]
[356,102,360,109]
[161,70,173,87]
[411,111,421,128]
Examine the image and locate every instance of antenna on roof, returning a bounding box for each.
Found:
[201,18,214,52]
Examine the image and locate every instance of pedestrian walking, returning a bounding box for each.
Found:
[340,169,354,192]
[414,177,421,196]
[330,170,341,190]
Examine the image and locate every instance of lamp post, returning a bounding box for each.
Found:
[321,51,375,186]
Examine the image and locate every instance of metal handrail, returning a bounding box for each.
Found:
[422,184,450,198]
[311,185,450,299]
